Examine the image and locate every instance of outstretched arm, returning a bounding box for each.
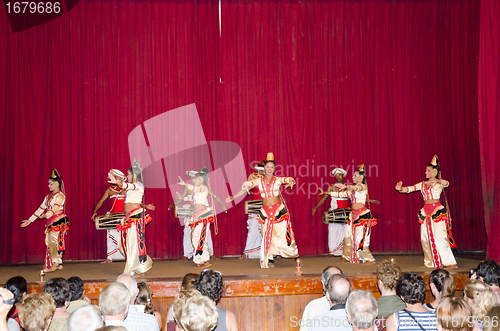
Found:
[21,200,45,227]
[312,185,333,215]
[226,189,248,204]
[395,181,421,194]
[92,189,111,220]
[208,189,227,212]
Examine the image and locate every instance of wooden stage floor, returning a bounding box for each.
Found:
[0,253,481,284]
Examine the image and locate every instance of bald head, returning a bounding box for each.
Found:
[321,266,343,292]
[326,274,351,306]
[116,273,137,303]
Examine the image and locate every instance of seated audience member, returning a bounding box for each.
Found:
[166,273,199,324]
[168,288,201,331]
[95,326,128,331]
[464,279,496,330]
[475,261,500,304]
[435,297,472,331]
[483,305,500,331]
[0,288,15,331]
[18,292,56,331]
[135,282,162,330]
[116,274,159,331]
[309,274,353,331]
[376,261,405,318]
[99,283,130,329]
[301,266,343,331]
[387,272,437,331]
[5,276,28,330]
[174,293,218,331]
[425,269,455,312]
[67,277,90,313]
[193,270,238,331]
[346,290,378,331]
[42,277,72,331]
[67,305,103,331]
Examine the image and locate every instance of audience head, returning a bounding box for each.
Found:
[173,288,201,323]
[99,282,130,319]
[398,272,426,305]
[194,270,223,303]
[135,282,155,314]
[116,273,138,303]
[67,305,104,331]
[326,274,352,306]
[346,290,378,330]
[430,269,455,298]
[5,275,28,305]
[321,266,343,293]
[176,293,218,331]
[68,276,85,301]
[464,279,496,322]
[436,296,473,331]
[42,277,72,308]
[376,261,402,293]
[182,273,199,290]
[477,260,500,287]
[18,292,56,331]
[483,305,500,331]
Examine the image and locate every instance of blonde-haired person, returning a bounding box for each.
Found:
[464,280,497,330]
[135,282,162,330]
[18,293,56,331]
[175,294,218,331]
[426,269,455,312]
[166,273,199,326]
[376,261,405,318]
[436,297,473,331]
[483,305,500,331]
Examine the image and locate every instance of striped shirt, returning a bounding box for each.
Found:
[396,310,437,331]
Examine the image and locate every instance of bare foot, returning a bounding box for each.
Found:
[178,256,189,261]
[363,261,376,265]
[198,261,212,268]
[238,255,247,260]
[101,258,113,264]
[210,256,220,260]
[445,264,458,270]
[269,263,275,268]
[341,258,347,263]
[420,265,428,268]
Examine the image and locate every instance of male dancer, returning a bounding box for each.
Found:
[312,168,349,257]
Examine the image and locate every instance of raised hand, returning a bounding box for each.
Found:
[395,181,403,191]
[20,220,31,227]
[225,196,233,204]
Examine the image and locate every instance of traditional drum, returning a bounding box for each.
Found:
[245,199,263,215]
[95,212,125,230]
[175,204,194,219]
[322,208,352,225]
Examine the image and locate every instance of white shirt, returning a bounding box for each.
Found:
[300,296,330,331]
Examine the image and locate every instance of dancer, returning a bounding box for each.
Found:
[241,153,299,268]
[312,168,350,257]
[92,169,126,263]
[108,161,153,275]
[226,163,264,259]
[21,169,70,273]
[395,155,457,269]
[320,164,376,264]
[169,170,215,261]
[178,168,226,268]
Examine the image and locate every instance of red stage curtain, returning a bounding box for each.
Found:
[478,0,500,261]
[0,0,485,264]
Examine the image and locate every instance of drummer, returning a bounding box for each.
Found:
[92,169,126,263]
[168,170,215,261]
[312,168,350,257]
[226,163,264,259]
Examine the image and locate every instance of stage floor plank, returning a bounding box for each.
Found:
[0,253,481,284]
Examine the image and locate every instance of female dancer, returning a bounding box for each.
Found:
[108,161,153,275]
[320,164,376,264]
[21,170,70,273]
[395,155,457,269]
[178,168,226,268]
[241,153,299,268]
